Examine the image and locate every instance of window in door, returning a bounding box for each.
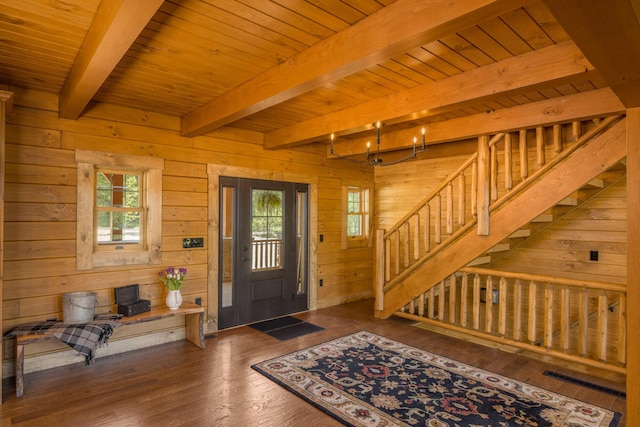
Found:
[251,189,284,270]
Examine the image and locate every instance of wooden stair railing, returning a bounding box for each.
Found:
[375,115,626,318]
[395,267,626,375]
[467,164,627,267]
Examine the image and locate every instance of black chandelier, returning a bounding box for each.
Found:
[329,121,427,166]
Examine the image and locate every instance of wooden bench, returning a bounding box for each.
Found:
[12,302,205,398]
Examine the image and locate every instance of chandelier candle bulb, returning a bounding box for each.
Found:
[329,121,428,167]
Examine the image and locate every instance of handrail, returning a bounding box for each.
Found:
[377,115,625,303]
[383,152,479,239]
[461,266,626,292]
[396,269,627,374]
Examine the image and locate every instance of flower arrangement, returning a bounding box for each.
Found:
[158,266,187,290]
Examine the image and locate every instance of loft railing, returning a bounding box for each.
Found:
[395,267,626,374]
[375,115,623,312]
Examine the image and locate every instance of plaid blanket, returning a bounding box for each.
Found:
[5,314,122,365]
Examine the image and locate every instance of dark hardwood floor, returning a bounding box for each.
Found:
[0,299,627,426]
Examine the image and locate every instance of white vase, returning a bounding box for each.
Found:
[166,289,183,310]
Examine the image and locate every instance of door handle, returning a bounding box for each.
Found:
[242,256,249,262]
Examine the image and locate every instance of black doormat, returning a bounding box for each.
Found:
[249,315,303,332]
[249,316,323,341]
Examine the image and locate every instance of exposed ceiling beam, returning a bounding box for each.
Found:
[266,41,594,150]
[59,0,165,119]
[180,0,533,137]
[543,0,640,107]
[328,88,624,157]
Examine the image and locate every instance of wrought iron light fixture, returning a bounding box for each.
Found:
[330,121,427,166]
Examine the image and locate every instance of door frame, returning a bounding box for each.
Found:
[206,164,318,333]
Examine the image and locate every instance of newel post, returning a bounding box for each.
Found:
[374,229,386,311]
[477,135,490,235]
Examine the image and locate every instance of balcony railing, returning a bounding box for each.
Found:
[252,239,282,270]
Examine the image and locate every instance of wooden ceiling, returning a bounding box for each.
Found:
[1,0,639,155]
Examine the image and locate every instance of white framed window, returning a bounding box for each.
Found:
[76,150,163,270]
[341,183,372,249]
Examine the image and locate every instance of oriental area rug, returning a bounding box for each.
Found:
[252,331,620,427]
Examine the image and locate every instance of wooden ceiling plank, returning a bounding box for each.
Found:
[157,4,302,64]
[363,66,417,92]
[181,0,534,137]
[400,49,448,80]
[439,33,496,67]
[270,0,352,32]
[58,0,165,119]
[199,0,323,47]
[292,0,368,25]
[234,0,337,39]
[500,7,554,50]
[265,40,593,148]
[343,0,390,16]
[389,56,439,85]
[328,88,624,156]
[479,16,533,56]
[2,0,98,35]
[422,40,479,72]
[523,2,570,44]
[376,59,433,86]
[543,0,640,107]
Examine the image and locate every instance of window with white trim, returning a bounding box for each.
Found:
[76,150,164,270]
[341,184,371,249]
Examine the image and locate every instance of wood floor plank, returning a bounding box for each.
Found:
[1,299,626,426]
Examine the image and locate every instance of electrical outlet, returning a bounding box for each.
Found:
[195,297,202,306]
[319,279,323,287]
[590,250,598,261]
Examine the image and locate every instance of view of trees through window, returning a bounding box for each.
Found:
[252,189,283,240]
[252,189,284,270]
[347,189,363,237]
[96,171,142,243]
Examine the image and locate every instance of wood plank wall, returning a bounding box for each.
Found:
[489,180,627,284]
[1,87,374,374]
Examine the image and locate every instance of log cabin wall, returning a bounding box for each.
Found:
[488,179,627,284]
[1,87,374,375]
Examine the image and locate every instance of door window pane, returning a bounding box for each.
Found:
[251,189,284,270]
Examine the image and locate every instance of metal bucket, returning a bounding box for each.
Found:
[62,291,97,324]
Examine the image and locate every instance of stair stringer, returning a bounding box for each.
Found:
[376,117,627,319]
[484,165,627,267]
[471,163,627,266]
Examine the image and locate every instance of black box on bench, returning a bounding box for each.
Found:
[114,284,151,317]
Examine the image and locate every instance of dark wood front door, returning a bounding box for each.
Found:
[218,177,309,329]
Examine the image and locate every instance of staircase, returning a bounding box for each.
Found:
[468,167,627,267]
[374,115,627,319]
